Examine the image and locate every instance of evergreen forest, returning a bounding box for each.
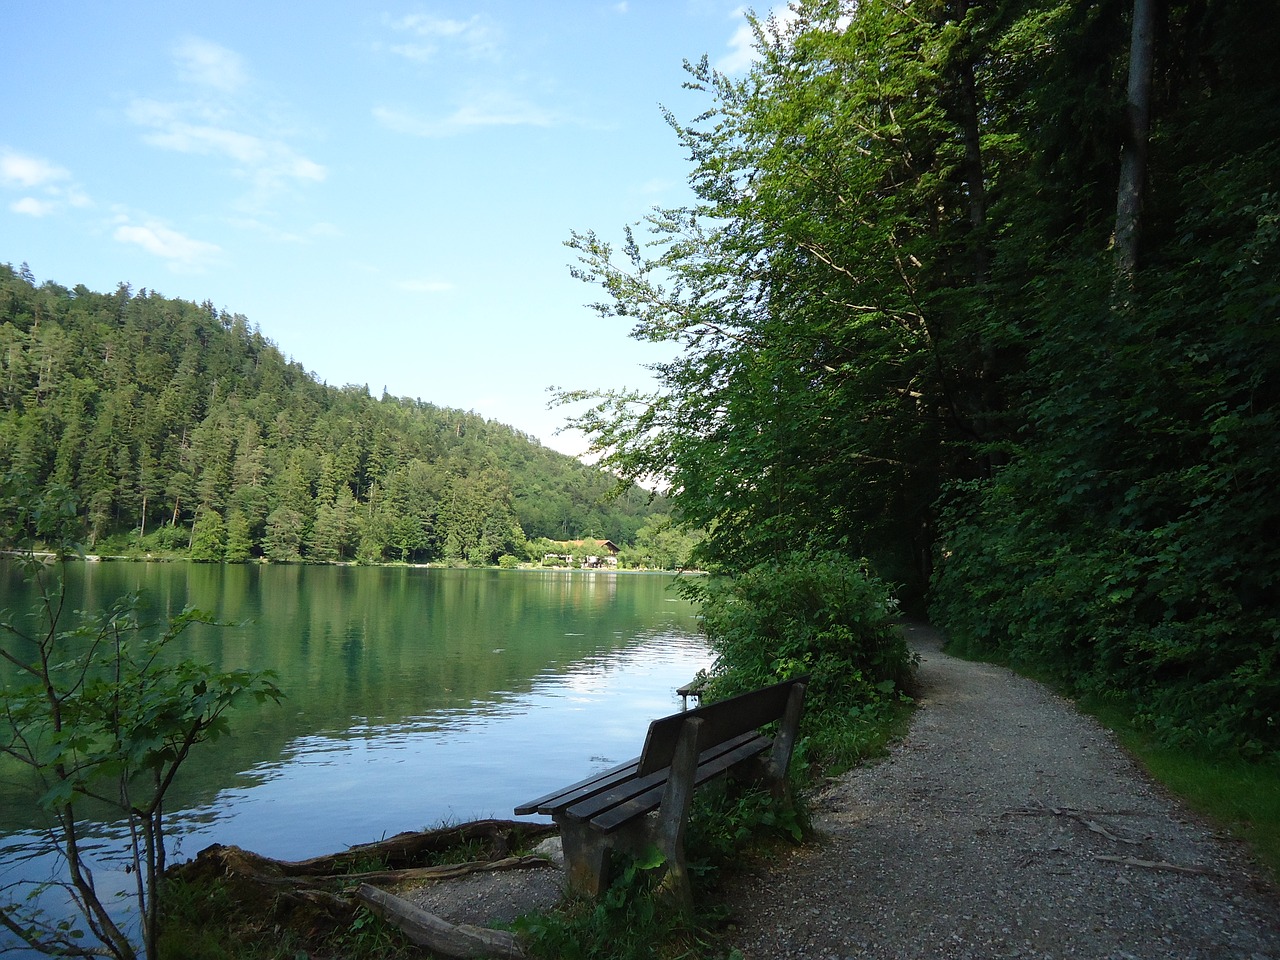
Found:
[0,264,667,566]
[560,0,1278,757]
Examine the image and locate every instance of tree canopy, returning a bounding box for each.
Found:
[559,0,1278,756]
[0,267,667,563]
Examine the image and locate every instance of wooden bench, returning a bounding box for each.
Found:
[514,676,808,904]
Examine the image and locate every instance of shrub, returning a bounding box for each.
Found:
[687,551,916,768]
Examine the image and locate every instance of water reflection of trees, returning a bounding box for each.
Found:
[1,563,698,831]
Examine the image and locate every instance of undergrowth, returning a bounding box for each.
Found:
[515,780,815,960]
[155,823,520,960]
[157,875,414,960]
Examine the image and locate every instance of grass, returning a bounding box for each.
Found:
[809,696,915,778]
[157,874,417,960]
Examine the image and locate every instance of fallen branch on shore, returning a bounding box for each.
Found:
[165,819,559,956]
[357,883,527,959]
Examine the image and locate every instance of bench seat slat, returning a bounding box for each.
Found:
[563,731,770,830]
[561,731,764,824]
[583,733,774,834]
[514,756,641,816]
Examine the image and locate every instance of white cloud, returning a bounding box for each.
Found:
[716,5,799,74]
[451,98,554,129]
[124,39,324,210]
[387,43,435,63]
[374,94,554,138]
[395,13,476,38]
[635,177,676,196]
[172,37,249,93]
[11,197,56,217]
[718,20,758,74]
[385,13,499,62]
[371,106,431,136]
[229,217,343,243]
[1,149,69,188]
[1,149,90,214]
[113,219,221,268]
[127,98,326,190]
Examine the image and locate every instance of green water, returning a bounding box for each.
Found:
[0,562,710,866]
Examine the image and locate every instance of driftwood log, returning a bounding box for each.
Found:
[165,819,559,956]
[172,819,556,883]
[357,883,526,959]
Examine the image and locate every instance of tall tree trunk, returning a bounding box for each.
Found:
[952,0,1002,469]
[1114,0,1156,281]
[956,26,988,284]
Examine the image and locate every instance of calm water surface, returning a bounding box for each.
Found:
[0,562,710,906]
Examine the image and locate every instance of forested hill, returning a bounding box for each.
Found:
[0,264,665,563]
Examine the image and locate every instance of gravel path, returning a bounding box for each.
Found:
[722,623,1280,959]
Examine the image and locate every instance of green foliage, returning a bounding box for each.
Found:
[689,551,916,770]
[685,782,808,869]
[556,0,980,596]
[223,513,253,563]
[618,515,701,570]
[1,476,284,960]
[930,69,1280,755]
[189,509,226,562]
[517,842,728,960]
[335,908,406,958]
[156,878,416,960]
[154,878,241,960]
[691,552,911,702]
[519,849,684,960]
[557,0,1279,760]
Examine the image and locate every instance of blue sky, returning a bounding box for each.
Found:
[2,2,782,456]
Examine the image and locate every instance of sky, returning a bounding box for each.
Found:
[1,1,784,456]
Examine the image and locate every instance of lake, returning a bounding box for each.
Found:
[0,561,710,932]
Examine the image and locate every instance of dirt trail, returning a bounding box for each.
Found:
[723,623,1280,959]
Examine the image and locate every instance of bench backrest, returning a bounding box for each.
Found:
[635,676,808,777]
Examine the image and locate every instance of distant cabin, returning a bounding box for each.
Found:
[542,538,620,568]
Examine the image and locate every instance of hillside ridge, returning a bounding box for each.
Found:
[0,264,667,563]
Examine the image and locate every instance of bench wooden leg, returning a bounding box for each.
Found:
[557,719,704,907]
[557,819,612,898]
